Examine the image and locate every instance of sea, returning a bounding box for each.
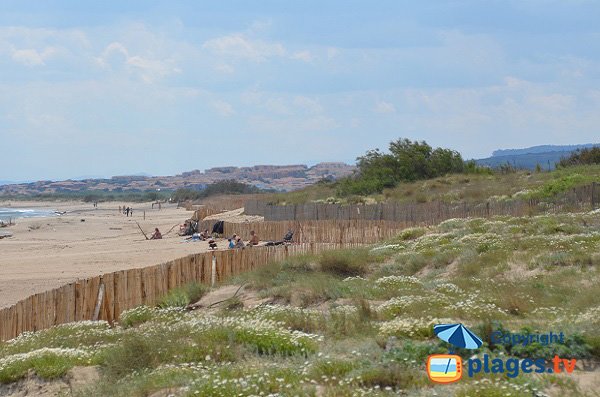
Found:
[0,208,57,222]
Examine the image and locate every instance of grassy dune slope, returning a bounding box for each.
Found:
[266,164,600,205]
[0,211,599,396]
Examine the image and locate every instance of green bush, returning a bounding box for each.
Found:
[157,282,209,308]
[100,336,160,379]
[358,363,427,389]
[319,249,372,277]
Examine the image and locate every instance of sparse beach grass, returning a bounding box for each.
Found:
[0,211,599,395]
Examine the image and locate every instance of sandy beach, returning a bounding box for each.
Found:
[0,201,232,308]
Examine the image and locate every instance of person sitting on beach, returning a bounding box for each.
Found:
[283,229,294,243]
[150,228,162,240]
[248,230,259,246]
[208,238,218,250]
[234,237,245,249]
[228,238,235,249]
[200,229,210,240]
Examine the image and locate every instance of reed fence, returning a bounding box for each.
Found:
[244,182,599,222]
[0,243,356,342]
[198,219,407,244]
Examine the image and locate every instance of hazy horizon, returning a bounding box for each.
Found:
[2,1,600,181]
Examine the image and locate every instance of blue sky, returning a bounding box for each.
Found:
[1,1,600,180]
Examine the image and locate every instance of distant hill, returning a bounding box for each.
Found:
[0,162,356,196]
[492,144,599,157]
[476,143,600,170]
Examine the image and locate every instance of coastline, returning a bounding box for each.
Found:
[0,201,229,308]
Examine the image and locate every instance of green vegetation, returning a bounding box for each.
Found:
[558,147,600,167]
[157,282,208,309]
[171,179,268,202]
[1,212,597,395]
[267,163,600,205]
[0,189,172,203]
[0,180,271,203]
[336,138,471,196]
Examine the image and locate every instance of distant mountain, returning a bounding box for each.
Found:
[477,143,600,170]
[0,162,356,195]
[0,181,14,186]
[492,144,599,157]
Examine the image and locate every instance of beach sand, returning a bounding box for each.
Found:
[0,201,233,308]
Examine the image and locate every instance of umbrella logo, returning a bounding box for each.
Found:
[434,323,483,350]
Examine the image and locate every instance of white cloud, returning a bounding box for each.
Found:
[96,42,180,83]
[291,50,313,62]
[264,97,291,115]
[11,46,57,66]
[293,96,323,113]
[249,114,338,134]
[214,63,235,74]
[327,47,340,60]
[213,100,235,117]
[374,100,396,114]
[202,33,285,62]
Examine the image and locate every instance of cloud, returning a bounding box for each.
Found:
[327,47,340,60]
[11,46,57,66]
[374,100,396,114]
[96,42,180,83]
[213,100,235,117]
[291,50,313,62]
[202,33,285,62]
[214,63,235,74]
[293,96,323,113]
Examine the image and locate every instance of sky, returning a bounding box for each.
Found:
[1,1,600,181]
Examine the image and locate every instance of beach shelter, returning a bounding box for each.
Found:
[434,323,483,349]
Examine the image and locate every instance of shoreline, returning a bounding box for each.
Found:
[0,202,228,308]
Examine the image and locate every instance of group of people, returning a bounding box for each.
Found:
[118,206,133,217]
[227,230,260,249]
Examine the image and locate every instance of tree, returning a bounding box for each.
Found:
[340,138,464,195]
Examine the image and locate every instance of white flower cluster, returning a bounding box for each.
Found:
[452,293,508,318]
[370,244,403,251]
[433,282,462,294]
[0,347,91,372]
[374,275,421,289]
[180,313,323,352]
[378,317,449,338]
[342,276,367,283]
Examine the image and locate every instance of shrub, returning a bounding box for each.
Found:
[358,363,427,389]
[319,249,372,277]
[157,282,209,308]
[309,358,356,379]
[397,227,426,241]
[157,288,189,308]
[100,336,161,379]
[185,282,209,304]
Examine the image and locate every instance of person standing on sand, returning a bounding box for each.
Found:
[126,207,130,217]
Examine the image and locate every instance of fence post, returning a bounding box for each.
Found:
[592,182,597,209]
[486,202,490,218]
[211,255,216,287]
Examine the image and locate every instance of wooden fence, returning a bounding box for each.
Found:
[198,220,409,244]
[0,243,356,342]
[244,182,599,222]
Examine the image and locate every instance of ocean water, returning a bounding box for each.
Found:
[0,208,57,222]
